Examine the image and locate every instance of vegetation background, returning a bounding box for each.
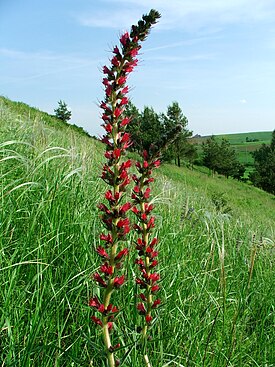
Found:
[0,96,274,366]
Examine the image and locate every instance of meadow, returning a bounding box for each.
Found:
[0,96,274,366]
[192,131,273,170]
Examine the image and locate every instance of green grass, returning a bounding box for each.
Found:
[192,131,273,168]
[1,96,274,366]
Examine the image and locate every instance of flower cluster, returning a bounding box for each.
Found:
[89,9,161,367]
[132,150,161,330]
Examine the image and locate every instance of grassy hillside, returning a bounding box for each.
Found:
[1,97,274,367]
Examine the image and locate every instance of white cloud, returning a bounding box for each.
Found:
[0,48,100,85]
[240,98,247,104]
[79,0,275,30]
[77,9,142,29]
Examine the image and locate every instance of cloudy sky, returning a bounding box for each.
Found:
[1,0,275,136]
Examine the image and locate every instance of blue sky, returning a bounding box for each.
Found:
[1,0,275,136]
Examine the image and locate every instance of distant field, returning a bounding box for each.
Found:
[192,131,273,167]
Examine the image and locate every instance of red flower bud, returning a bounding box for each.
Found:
[150,273,160,283]
[117,76,127,85]
[152,299,161,309]
[100,263,113,275]
[144,187,151,199]
[111,56,120,67]
[103,65,111,74]
[145,315,152,324]
[94,273,107,287]
[115,248,128,260]
[120,32,130,46]
[89,296,101,308]
[113,275,125,288]
[113,46,120,54]
[151,285,160,293]
[140,293,147,301]
[96,246,109,259]
[113,148,121,159]
[137,302,146,314]
[91,316,103,327]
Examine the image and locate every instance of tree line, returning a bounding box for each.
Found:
[53,100,275,195]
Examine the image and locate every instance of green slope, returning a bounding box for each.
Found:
[1,97,274,366]
[192,131,273,167]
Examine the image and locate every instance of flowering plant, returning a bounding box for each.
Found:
[89,10,161,367]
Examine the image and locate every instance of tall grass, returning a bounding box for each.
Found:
[0,97,274,366]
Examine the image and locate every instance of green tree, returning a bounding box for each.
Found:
[202,136,244,178]
[125,104,163,153]
[202,136,220,175]
[140,106,163,152]
[124,101,142,151]
[54,100,72,122]
[249,130,275,194]
[162,102,192,167]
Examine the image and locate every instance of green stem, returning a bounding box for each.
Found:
[103,319,115,367]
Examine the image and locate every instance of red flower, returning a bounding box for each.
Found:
[94,273,107,287]
[103,65,111,74]
[120,97,128,105]
[113,148,121,159]
[113,107,122,118]
[115,248,129,260]
[105,190,114,202]
[98,304,105,313]
[120,32,130,46]
[120,159,132,169]
[100,263,113,275]
[133,185,140,193]
[129,48,139,57]
[117,76,127,86]
[145,315,152,324]
[120,117,131,126]
[147,217,155,229]
[150,273,160,283]
[111,56,120,67]
[113,275,125,288]
[100,233,113,244]
[102,78,110,86]
[91,316,103,327]
[151,285,160,293]
[120,202,131,214]
[121,86,129,94]
[137,302,146,314]
[150,260,158,268]
[89,296,101,308]
[141,213,147,221]
[139,293,147,301]
[96,246,109,259]
[117,218,130,228]
[144,188,151,199]
[153,159,161,168]
[106,85,112,97]
[120,132,130,143]
[150,237,158,247]
[152,299,161,309]
[113,46,120,54]
[143,161,149,168]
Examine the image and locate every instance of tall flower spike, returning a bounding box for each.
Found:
[90,10,161,367]
[131,123,182,363]
[132,152,162,341]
